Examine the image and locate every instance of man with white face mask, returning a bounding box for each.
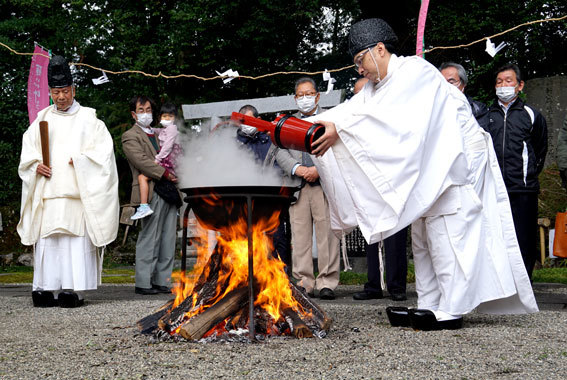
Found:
[272,77,340,300]
[486,64,548,280]
[122,96,179,295]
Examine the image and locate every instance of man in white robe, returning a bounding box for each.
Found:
[310,18,537,330]
[18,55,119,308]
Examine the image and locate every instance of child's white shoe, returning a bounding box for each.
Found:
[131,204,154,220]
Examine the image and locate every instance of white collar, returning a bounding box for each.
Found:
[54,100,80,115]
[137,123,154,134]
[498,98,516,114]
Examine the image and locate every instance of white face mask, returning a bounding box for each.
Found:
[496,86,517,103]
[136,113,153,128]
[240,125,258,136]
[160,118,174,127]
[296,95,317,114]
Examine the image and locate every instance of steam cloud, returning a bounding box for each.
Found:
[177,127,283,189]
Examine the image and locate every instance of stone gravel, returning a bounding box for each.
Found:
[1,284,566,380]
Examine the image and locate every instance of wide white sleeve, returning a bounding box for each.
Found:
[73,116,119,246]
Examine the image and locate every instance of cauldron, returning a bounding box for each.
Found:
[180,185,298,231]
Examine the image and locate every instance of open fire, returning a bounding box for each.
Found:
[137,193,332,342]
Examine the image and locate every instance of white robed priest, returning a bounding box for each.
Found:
[310,18,538,330]
[18,55,119,308]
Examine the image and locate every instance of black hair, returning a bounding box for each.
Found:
[238,104,259,117]
[160,102,178,117]
[129,95,155,113]
[382,42,398,56]
[495,63,522,83]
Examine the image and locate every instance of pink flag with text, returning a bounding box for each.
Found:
[27,45,50,124]
[416,0,430,57]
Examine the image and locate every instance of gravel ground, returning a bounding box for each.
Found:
[1,284,566,380]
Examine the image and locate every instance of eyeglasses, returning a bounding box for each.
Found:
[353,49,370,69]
[295,91,318,98]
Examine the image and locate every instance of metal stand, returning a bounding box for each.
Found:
[180,195,256,341]
[246,195,255,341]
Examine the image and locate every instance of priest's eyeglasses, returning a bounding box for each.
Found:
[353,50,370,69]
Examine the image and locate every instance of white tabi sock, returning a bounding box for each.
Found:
[433,310,462,321]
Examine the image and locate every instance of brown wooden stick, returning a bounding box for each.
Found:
[282,307,313,338]
[158,245,224,332]
[39,121,49,167]
[289,282,332,331]
[137,299,174,335]
[226,306,249,331]
[179,287,248,341]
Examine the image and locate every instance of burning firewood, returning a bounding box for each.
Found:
[137,200,334,342]
[226,306,249,331]
[137,299,174,335]
[282,307,313,338]
[179,287,248,340]
[290,282,333,332]
[158,247,224,333]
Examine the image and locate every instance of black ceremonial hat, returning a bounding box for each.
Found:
[348,18,398,58]
[48,55,73,88]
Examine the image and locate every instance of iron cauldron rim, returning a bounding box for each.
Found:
[180,185,300,200]
[180,185,299,231]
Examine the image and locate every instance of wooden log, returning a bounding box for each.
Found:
[137,299,174,335]
[290,282,332,331]
[282,307,313,338]
[226,306,249,331]
[253,307,274,335]
[179,287,248,341]
[39,121,49,167]
[158,245,224,332]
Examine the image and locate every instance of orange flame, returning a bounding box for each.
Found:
[171,201,303,329]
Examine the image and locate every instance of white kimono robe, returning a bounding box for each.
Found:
[18,103,119,290]
[311,54,537,316]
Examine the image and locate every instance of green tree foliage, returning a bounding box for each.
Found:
[1,0,566,208]
[422,0,567,102]
[0,0,360,204]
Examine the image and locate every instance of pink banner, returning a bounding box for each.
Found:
[415,0,430,57]
[27,45,50,124]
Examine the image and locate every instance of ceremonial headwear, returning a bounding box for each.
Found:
[48,55,73,88]
[348,18,398,58]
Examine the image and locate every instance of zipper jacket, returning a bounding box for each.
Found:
[487,98,548,193]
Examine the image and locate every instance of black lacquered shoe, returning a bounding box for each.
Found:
[408,309,463,331]
[32,291,57,307]
[353,291,383,300]
[385,306,411,327]
[58,291,84,308]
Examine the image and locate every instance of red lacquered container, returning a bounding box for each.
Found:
[230,112,325,153]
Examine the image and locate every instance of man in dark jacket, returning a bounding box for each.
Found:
[235,104,291,270]
[439,62,490,131]
[486,63,548,279]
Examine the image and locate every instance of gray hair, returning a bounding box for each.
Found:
[439,62,468,87]
[294,77,318,93]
